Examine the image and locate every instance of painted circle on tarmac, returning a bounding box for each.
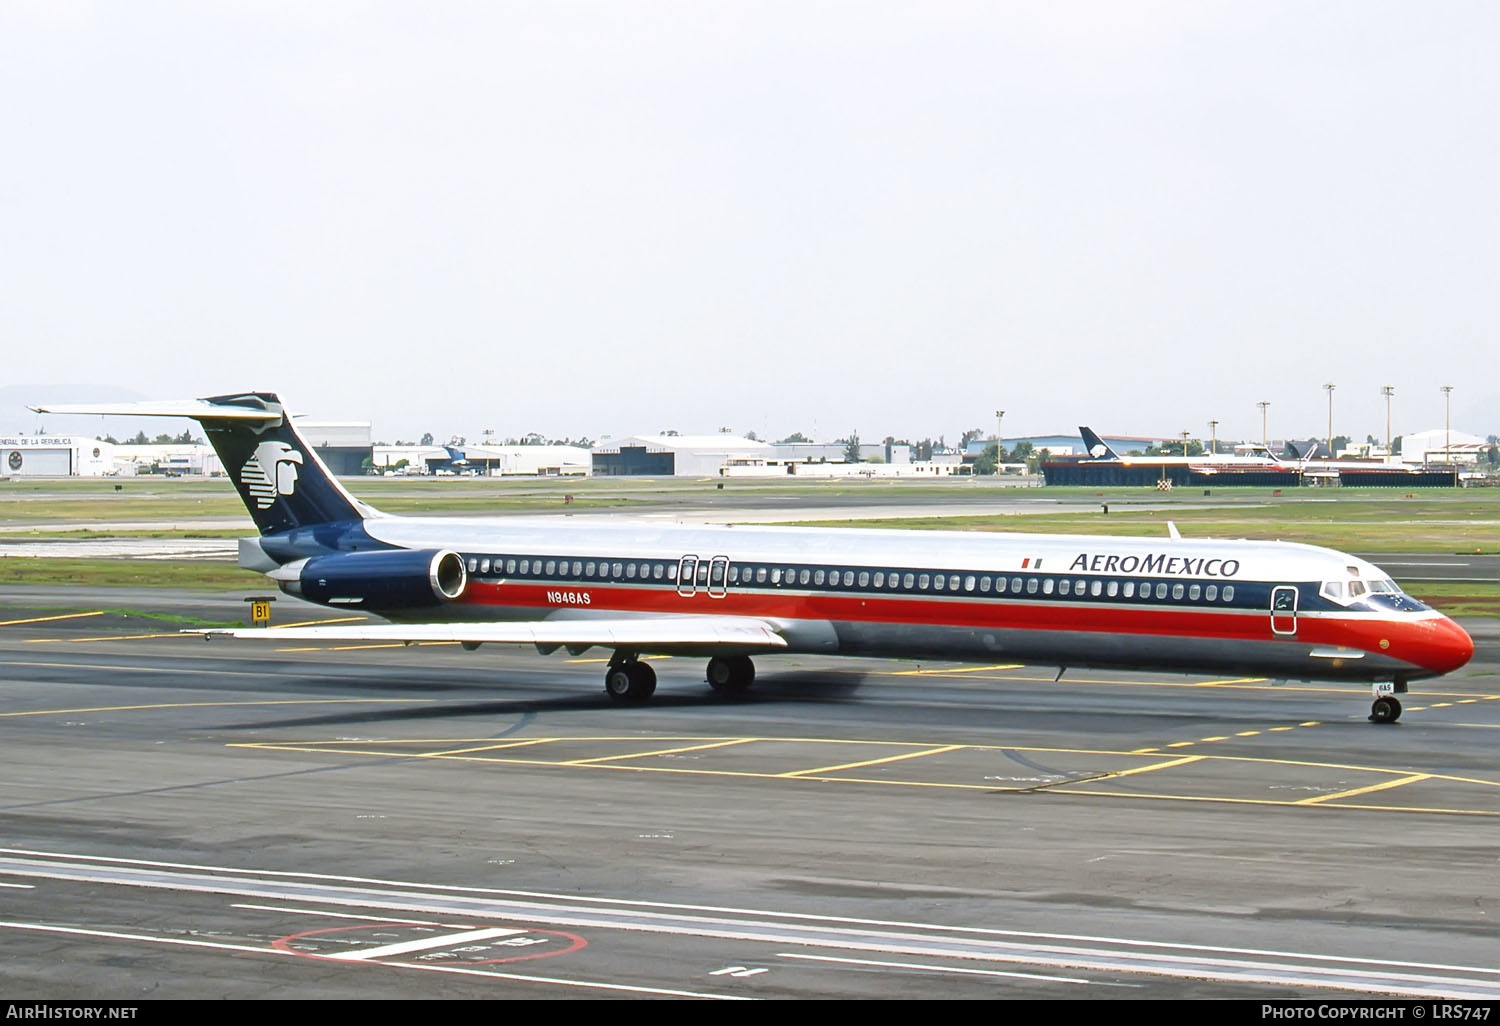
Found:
[272,922,587,966]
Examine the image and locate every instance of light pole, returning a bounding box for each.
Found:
[1324,383,1336,456]
[1179,430,1191,457]
[1442,385,1453,465]
[1257,401,1269,449]
[1380,385,1394,456]
[1208,419,1218,456]
[994,410,1005,472]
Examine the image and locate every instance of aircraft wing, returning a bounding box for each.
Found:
[192,615,789,655]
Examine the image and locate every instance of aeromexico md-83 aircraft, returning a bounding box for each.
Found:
[35,393,1473,723]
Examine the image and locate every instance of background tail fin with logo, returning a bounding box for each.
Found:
[1078,426,1122,461]
[29,392,372,534]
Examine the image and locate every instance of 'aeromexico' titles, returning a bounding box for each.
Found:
[1068,552,1242,577]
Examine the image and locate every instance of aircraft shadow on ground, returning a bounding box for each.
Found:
[212,670,874,730]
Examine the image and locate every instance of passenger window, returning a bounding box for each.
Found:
[519,560,530,574]
[1042,578,1054,595]
[507,559,517,574]
[980,576,991,593]
[1223,585,1234,602]
[1155,583,1167,599]
[1172,583,1184,600]
[1123,581,1135,598]
[626,563,637,578]
[948,574,960,591]
[756,567,768,584]
[467,558,478,573]
[1091,580,1103,597]
[1059,579,1071,596]
[994,577,1006,594]
[1026,578,1038,594]
[612,562,623,577]
[933,575,945,591]
[814,569,826,586]
[799,569,811,585]
[964,575,975,592]
[545,560,556,576]
[1189,584,1201,600]
[873,572,884,588]
[480,559,491,573]
[918,574,930,589]
[904,573,916,588]
[771,569,782,584]
[1011,577,1022,592]
[859,571,870,587]
[1205,584,1217,601]
[844,571,855,587]
[1107,580,1118,597]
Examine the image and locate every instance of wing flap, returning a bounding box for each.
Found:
[193,616,788,651]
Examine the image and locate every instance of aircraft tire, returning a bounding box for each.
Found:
[1370,696,1402,724]
[706,655,754,694]
[606,662,656,703]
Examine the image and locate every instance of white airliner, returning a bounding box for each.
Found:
[34,393,1474,723]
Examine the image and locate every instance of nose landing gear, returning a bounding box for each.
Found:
[1369,680,1406,723]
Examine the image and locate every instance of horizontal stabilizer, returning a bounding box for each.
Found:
[190,616,789,654]
[29,398,283,421]
[30,391,367,533]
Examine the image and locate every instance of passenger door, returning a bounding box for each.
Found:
[1270,585,1298,636]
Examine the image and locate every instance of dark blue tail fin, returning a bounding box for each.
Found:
[1079,427,1121,460]
[30,392,370,534]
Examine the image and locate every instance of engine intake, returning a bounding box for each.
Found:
[296,548,467,608]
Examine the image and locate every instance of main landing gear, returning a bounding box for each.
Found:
[604,653,656,704]
[1369,680,1407,724]
[706,655,755,695]
[603,653,759,703]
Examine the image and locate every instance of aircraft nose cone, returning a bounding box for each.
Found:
[1421,616,1474,676]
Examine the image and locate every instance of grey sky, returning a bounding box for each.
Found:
[3,2,1495,445]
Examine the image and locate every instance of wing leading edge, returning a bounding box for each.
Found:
[192,615,788,656]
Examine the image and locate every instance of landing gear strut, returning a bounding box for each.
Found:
[604,652,656,703]
[706,655,755,695]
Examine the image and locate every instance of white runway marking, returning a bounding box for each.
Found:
[328,926,524,961]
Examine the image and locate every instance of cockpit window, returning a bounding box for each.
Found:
[1320,580,1344,602]
[1348,580,1366,598]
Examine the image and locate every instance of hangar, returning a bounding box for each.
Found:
[592,434,772,476]
[1,435,116,477]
